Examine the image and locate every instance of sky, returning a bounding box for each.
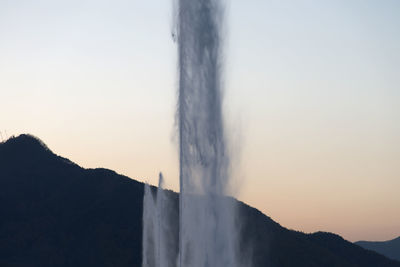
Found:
[1,0,399,242]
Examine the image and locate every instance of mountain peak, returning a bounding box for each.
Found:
[0,134,75,167]
[1,134,50,150]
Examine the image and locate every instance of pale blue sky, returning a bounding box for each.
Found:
[1,0,399,241]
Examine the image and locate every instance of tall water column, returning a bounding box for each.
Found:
[142,1,237,266]
[176,0,237,266]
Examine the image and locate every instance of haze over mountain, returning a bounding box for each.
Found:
[0,134,399,267]
[356,237,400,262]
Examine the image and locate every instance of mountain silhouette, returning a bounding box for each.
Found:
[356,237,400,262]
[0,134,399,267]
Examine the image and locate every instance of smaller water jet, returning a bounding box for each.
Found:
[142,173,177,267]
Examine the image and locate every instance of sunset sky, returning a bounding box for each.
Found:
[1,0,399,242]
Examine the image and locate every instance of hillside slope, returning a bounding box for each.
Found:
[0,134,399,267]
[356,237,400,261]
